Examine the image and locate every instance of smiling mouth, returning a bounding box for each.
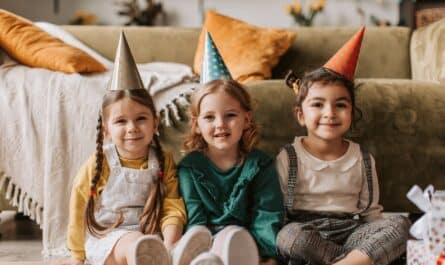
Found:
[319,123,341,127]
[125,137,143,141]
[214,132,230,138]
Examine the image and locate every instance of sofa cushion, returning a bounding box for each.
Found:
[63,26,201,66]
[193,10,295,83]
[162,79,445,213]
[35,22,113,70]
[0,9,106,73]
[273,27,412,79]
[411,18,445,84]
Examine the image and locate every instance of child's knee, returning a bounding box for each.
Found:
[387,215,411,237]
[276,223,311,256]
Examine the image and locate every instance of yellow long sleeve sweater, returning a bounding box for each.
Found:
[66,151,186,260]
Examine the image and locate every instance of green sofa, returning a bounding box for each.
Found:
[1,24,441,216]
[61,24,445,214]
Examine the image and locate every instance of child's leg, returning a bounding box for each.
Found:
[211,225,259,265]
[105,231,169,265]
[190,252,224,265]
[171,225,212,265]
[276,222,345,265]
[333,250,372,265]
[341,215,411,265]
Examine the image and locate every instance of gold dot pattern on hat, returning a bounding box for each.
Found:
[108,32,145,91]
[323,26,365,81]
[200,32,232,83]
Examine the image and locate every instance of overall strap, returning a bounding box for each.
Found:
[103,144,121,168]
[283,144,298,212]
[360,146,373,212]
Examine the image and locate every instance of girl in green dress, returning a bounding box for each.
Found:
[178,79,284,265]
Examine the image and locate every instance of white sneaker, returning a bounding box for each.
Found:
[211,226,259,265]
[130,235,170,265]
[171,225,212,265]
[190,252,225,265]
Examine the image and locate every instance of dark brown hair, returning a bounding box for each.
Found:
[285,67,362,125]
[86,89,165,237]
[183,79,259,157]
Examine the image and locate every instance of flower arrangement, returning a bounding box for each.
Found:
[116,0,166,26]
[69,11,97,25]
[285,0,325,26]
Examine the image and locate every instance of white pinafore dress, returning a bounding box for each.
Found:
[85,144,159,265]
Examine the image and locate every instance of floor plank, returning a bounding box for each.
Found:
[0,211,44,263]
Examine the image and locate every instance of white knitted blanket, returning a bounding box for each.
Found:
[0,53,198,256]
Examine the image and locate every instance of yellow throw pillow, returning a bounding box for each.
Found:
[194,10,296,83]
[0,9,106,73]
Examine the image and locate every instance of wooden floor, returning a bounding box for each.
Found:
[0,211,410,265]
[0,211,49,264]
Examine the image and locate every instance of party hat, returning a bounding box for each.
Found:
[323,26,365,81]
[107,32,144,91]
[200,31,232,83]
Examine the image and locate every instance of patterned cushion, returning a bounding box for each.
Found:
[193,10,295,83]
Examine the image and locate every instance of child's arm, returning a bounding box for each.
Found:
[66,155,97,262]
[159,152,187,247]
[250,159,285,261]
[177,165,208,230]
[358,154,383,222]
[162,224,182,250]
[275,149,290,201]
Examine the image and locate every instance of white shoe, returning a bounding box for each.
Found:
[171,225,212,265]
[130,235,170,265]
[211,226,259,265]
[190,252,225,265]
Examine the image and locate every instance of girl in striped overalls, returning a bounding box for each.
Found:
[275,27,410,265]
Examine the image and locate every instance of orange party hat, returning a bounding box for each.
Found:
[323,26,365,81]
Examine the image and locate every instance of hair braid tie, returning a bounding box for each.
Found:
[157,170,164,180]
[285,70,300,94]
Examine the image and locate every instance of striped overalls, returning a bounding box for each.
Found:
[276,144,410,265]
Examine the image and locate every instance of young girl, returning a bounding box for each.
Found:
[60,32,212,265]
[276,27,410,265]
[178,79,284,265]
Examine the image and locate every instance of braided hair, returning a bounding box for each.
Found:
[85,89,166,237]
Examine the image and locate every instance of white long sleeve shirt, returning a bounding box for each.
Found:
[276,136,383,222]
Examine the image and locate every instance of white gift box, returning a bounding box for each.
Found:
[407,240,435,265]
[429,191,445,255]
[407,186,445,265]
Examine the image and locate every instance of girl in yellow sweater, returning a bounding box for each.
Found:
[60,32,212,265]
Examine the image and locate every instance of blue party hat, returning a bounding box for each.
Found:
[200,31,232,83]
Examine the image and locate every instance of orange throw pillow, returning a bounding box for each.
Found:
[194,10,295,83]
[0,9,106,73]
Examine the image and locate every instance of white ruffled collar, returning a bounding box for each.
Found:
[293,136,359,172]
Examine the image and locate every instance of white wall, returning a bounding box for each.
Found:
[0,0,399,28]
[1,0,77,24]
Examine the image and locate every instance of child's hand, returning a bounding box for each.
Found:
[162,224,182,251]
[164,240,177,251]
[50,257,84,265]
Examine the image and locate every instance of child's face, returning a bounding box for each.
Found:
[195,90,251,155]
[296,81,352,142]
[103,97,157,159]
